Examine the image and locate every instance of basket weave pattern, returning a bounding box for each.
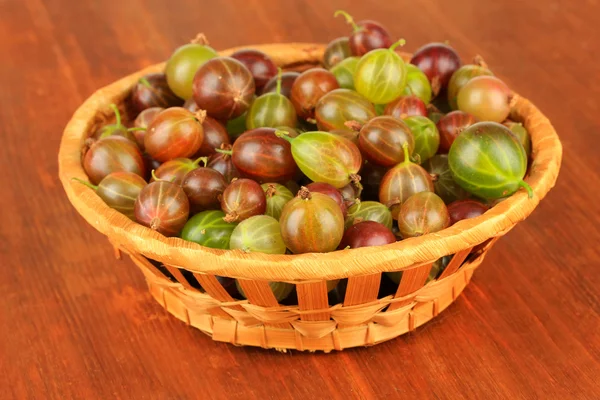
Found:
[58,44,562,352]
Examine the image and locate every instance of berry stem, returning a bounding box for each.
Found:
[71,177,98,191]
[139,77,152,88]
[401,142,412,164]
[334,10,360,32]
[151,169,160,181]
[350,174,363,198]
[193,156,209,167]
[276,67,283,95]
[215,148,233,156]
[265,184,277,198]
[191,33,209,45]
[274,129,294,143]
[389,39,407,52]
[110,104,122,127]
[127,127,147,132]
[519,180,534,199]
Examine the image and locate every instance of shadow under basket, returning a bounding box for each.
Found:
[58,43,562,352]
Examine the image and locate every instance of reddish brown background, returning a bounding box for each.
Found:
[2,0,599,398]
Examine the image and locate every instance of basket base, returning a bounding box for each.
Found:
[132,255,483,352]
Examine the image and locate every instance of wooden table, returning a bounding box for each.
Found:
[2,0,599,398]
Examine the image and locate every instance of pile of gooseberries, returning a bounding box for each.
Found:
[76,12,533,300]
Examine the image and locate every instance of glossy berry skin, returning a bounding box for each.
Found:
[397,192,450,238]
[246,92,297,129]
[192,57,256,120]
[358,116,415,167]
[261,183,294,220]
[339,221,396,249]
[360,162,388,201]
[448,122,531,199]
[230,49,278,92]
[194,116,230,157]
[134,180,190,237]
[220,178,266,222]
[345,201,393,230]
[262,71,300,98]
[336,11,393,56]
[83,137,145,185]
[291,68,340,121]
[131,73,183,113]
[403,116,440,163]
[165,43,218,100]
[225,110,249,140]
[288,131,362,188]
[436,110,477,153]
[145,107,204,162]
[75,172,147,220]
[180,210,236,249]
[324,37,352,69]
[354,46,408,104]
[384,95,428,119]
[231,128,298,182]
[229,215,286,254]
[422,154,470,204]
[447,64,493,110]
[207,145,241,182]
[315,89,376,132]
[152,157,204,185]
[279,190,344,254]
[96,172,147,219]
[447,199,489,225]
[133,107,163,149]
[410,43,462,96]
[379,145,434,219]
[330,56,360,90]
[402,64,433,104]
[305,182,347,217]
[182,167,228,213]
[457,76,512,123]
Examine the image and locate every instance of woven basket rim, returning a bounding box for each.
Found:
[58,42,562,281]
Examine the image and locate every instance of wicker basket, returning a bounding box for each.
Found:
[58,43,562,352]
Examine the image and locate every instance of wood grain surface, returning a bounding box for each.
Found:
[1,0,599,398]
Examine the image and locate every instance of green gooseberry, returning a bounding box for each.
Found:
[330,56,360,90]
[403,116,440,163]
[504,121,532,158]
[261,183,294,220]
[374,103,385,116]
[344,200,393,230]
[354,39,408,104]
[277,130,362,189]
[246,69,297,129]
[180,210,237,249]
[226,110,249,140]
[448,122,533,200]
[402,64,433,104]
[165,41,218,100]
[229,215,287,254]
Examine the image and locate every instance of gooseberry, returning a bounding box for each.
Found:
[315,89,376,131]
[448,122,532,199]
[83,136,145,184]
[230,49,278,92]
[153,156,206,185]
[457,75,512,123]
[339,220,396,249]
[422,154,470,204]
[279,188,344,253]
[397,192,450,238]
[290,68,339,121]
[330,56,360,90]
[262,71,300,98]
[436,110,477,153]
[246,68,298,129]
[384,95,428,119]
[402,64,433,104]
[358,116,415,167]
[134,172,190,236]
[345,200,393,230]
[403,115,440,163]
[305,182,347,217]
[145,107,204,162]
[207,144,241,182]
[447,61,493,109]
[262,183,294,220]
[165,38,218,99]
[180,210,236,249]
[323,37,352,69]
[334,10,392,56]
[131,73,183,113]
[192,57,255,120]
[504,121,532,158]
[410,42,462,96]
[354,39,408,104]
[447,199,489,225]
[220,178,266,222]
[229,215,286,254]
